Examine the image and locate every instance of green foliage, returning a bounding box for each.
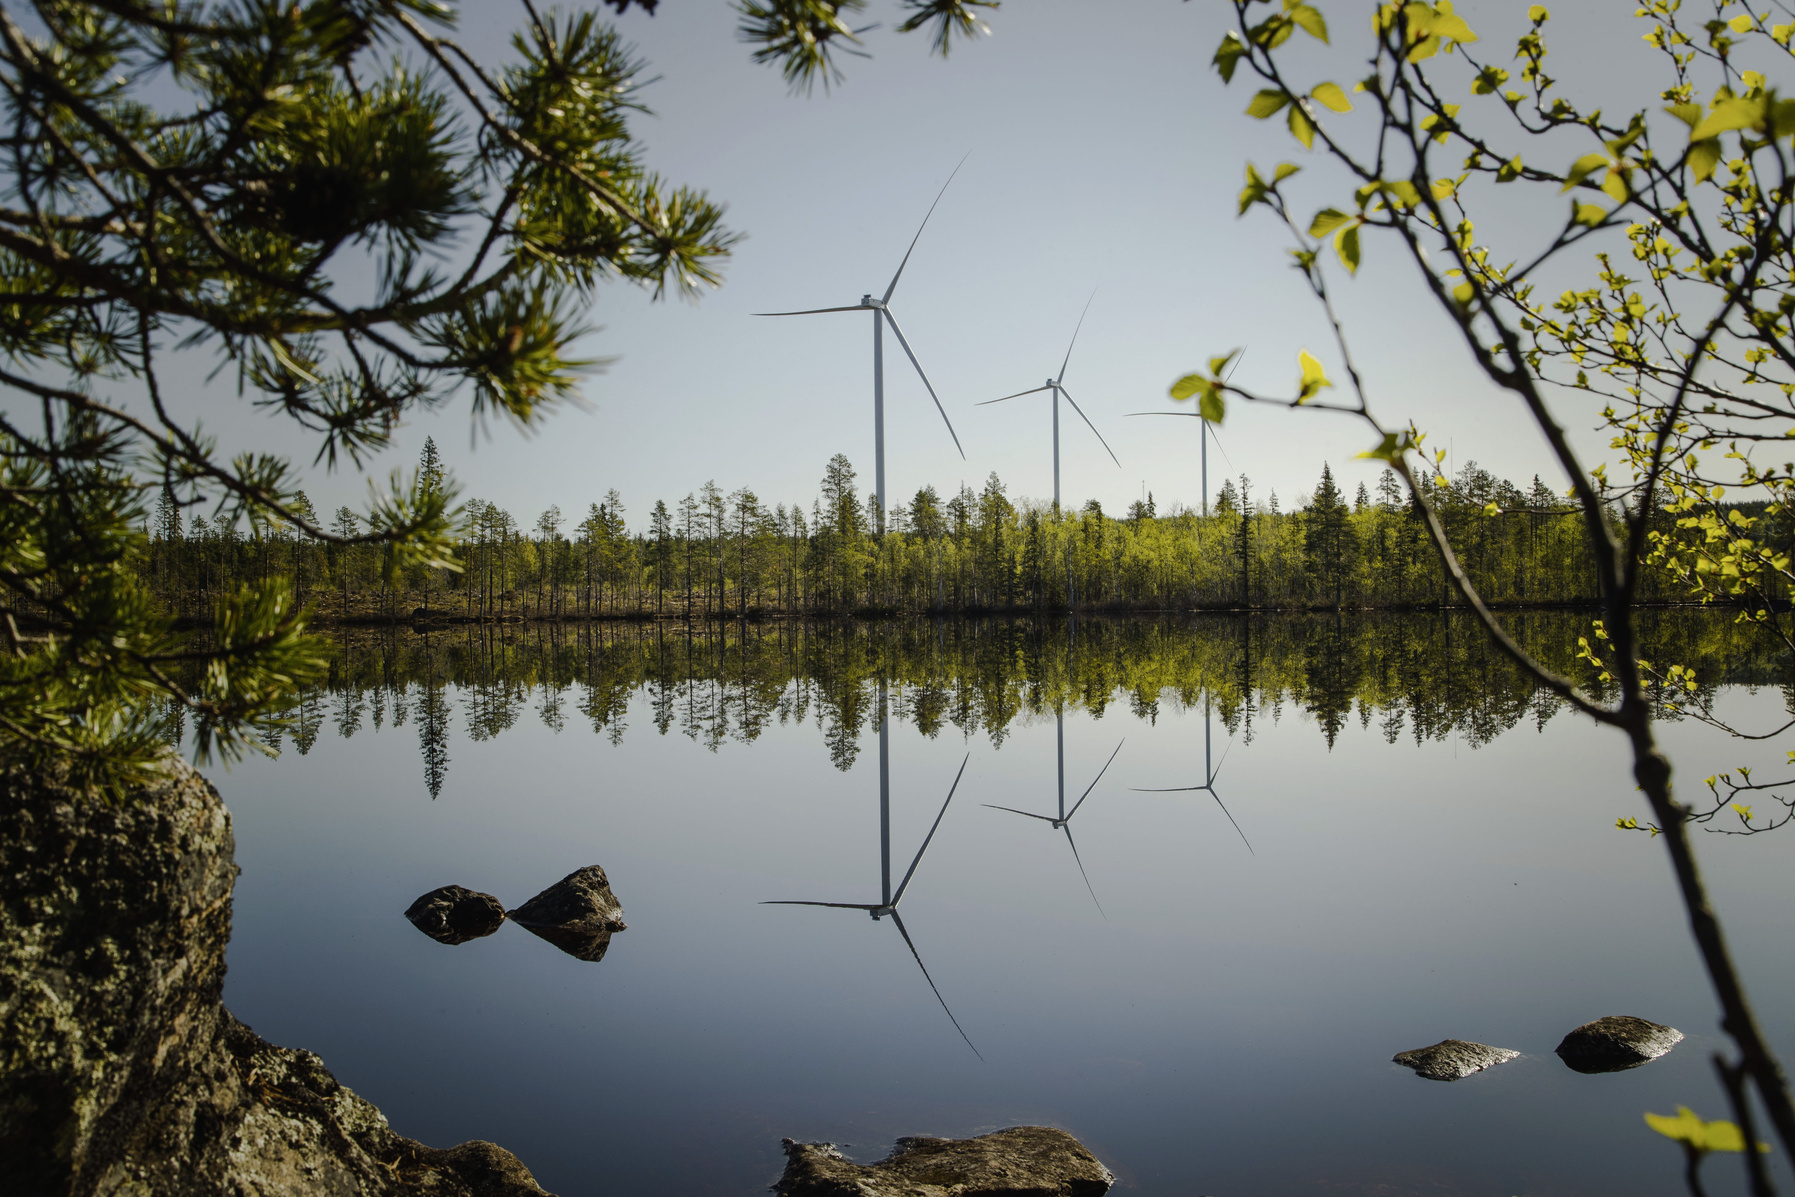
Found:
[0,0,748,794]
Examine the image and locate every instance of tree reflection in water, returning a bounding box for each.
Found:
[160,611,1784,805]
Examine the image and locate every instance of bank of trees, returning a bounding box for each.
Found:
[132,448,1728,620]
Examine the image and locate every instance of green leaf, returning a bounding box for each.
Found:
[1573,201,1607,227]
[1729,14,1753,33]
[1208,349,1241,376]
[1289,103,1316,148]
[1496,155,1523,182]
[1297,349,1332,400]
[1644,1107,1768,1154]
[1311,81,1352,112]
[1561,152,1611,192]
[1199,387,1226,423]
[1528,5,1549,22]
[1689,138,1721,182]
[1600,169,1630,202]
[1247,89,1291,119]
[1213,32,1247,83]
[1309,207,1351,237]
[1273,162,1302,182]
[1451,281,1475,308]
[1663,103,1703,128]
[1290,3,1329,42]
[1335,223,1361,273]
[1690,95,1766,141]
[1358,430,1413,463]
[1170,373,1212,400]
[1471,66,1509,95]
[1385,178,1423,208]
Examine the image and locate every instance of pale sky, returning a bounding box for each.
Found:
[74,2,1714,528]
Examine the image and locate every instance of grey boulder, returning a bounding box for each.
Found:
[508,865,626,962]
[1556,1015,1684,1073]
[1392,1039,1520,1081]
[776,1126,1113,1197]
[404,884,507,945]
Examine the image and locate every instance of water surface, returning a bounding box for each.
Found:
[192,615,1795,1196]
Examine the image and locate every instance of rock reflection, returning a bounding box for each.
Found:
[404,885,506,945]
[403,866,628,963]
[509,866,629,964]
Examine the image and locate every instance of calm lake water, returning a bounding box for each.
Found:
[187,615,1795,1196]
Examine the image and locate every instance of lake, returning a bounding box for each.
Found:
[183,614,1795,1196]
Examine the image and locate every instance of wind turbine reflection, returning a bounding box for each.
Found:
[983,710,1123,918]
[764,741,981,1059]
[1131,696,1254,855]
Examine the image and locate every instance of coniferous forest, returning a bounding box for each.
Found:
[130,442,1722,624]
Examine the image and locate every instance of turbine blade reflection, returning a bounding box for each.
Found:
[888,909,983,1059]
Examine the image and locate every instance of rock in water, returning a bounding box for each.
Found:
[776,1126,1114,1197]
[1555,1015,1684,1073]
[509,865,627,961]
[0,758,554,1196]
[1392,1039,1521,1081]
[405,884,508,945]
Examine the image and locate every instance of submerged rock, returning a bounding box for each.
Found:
[1392,1039,1520,1081]
[510,865,626,939]
[1555,1015,1684,1073]
[776,1126,1114,1197]
[0,758,554,1196]
[405,884,508,945]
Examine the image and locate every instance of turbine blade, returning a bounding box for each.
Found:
[1056,386,1122,469]
[981,803,1057,822]
[883,153,970,303]
[761,901,882,909]
[752,305,872,316]
[888,909,983,1059]
[1129,786,1205,793]
[1067,739,1124,820]
[1061,825,1106,919]
[1122,411,1204,418]
[1210,787,1256,856]
[1057,290,1096,386]
[977,386,1052,406]
[1210,734,1235,784]
[882,308,965,459]
[893,754,968,905]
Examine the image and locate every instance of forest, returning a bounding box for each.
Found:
[132,441,1726,623]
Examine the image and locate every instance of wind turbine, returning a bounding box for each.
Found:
[754,162,969,532]
[1124,349,1245,517]
[1131,694,1253,854]
[983,712,1123,916]
[764,717,979,1058]
[978,295,1121,510]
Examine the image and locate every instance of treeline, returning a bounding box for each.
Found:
[136,443,1726,622]
[152,611,1786,799]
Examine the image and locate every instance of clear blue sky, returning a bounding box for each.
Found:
[128,2,1672,528]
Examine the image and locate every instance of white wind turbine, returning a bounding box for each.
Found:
[754,162,969,532]
[978,295,1120,509]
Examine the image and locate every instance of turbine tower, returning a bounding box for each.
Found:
[979,294,1121,509]
[754,162,969,532]
[1125,348,1244,516]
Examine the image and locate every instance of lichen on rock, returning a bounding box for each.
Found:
[775,1126,1114,1197]
[0,757,554,1196]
